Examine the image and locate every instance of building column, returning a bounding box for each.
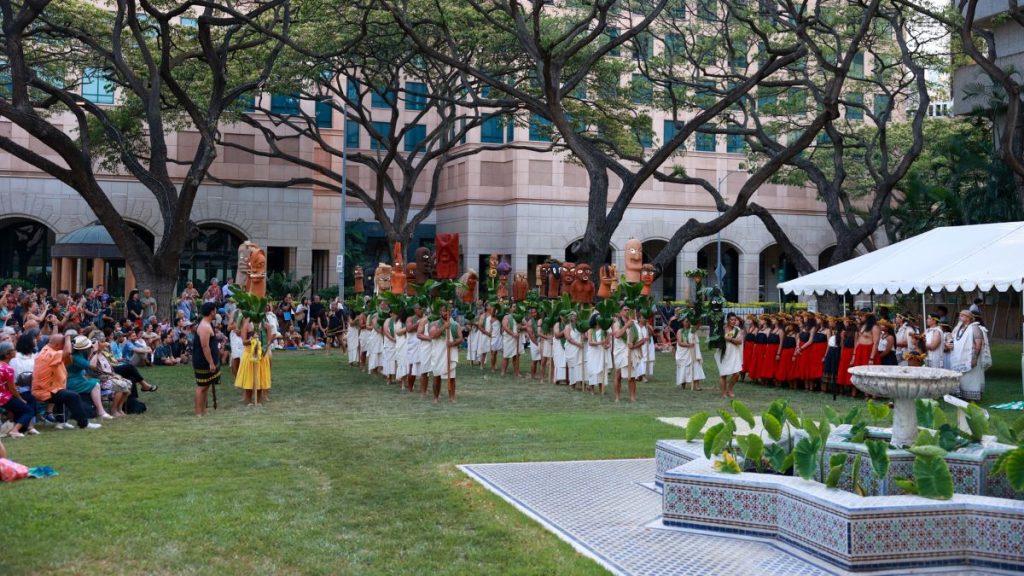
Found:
[125,264,136,295]
[92,258,105,289]
[51,258,60,295]
[737,251,760,304]
[60,257,73,292]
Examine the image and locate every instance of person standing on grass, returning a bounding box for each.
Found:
[715,313,744,398]
[193,302,221,417]
[430,303,463,403]
[500,307,521,378]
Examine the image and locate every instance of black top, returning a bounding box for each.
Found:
[842,336,856,348]
[192,325,220,370]
[767,333,780,345]
[745,332,756,342]
[755,333,768,345]
[798,332,810,345]
[813,332,828,344]
[782,336,797,349]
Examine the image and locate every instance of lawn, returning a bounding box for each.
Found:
[3,343,1021,575]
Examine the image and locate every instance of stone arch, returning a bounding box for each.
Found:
[0,215,57,286]
[695,239,742,302]
[178,222,246,294]
[193,218,251,242]
[758,244,799,303]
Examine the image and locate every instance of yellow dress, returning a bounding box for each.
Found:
[234,339,272,390]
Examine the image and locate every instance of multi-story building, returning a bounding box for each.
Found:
[951,0,1024,127]
[1,11,893,305]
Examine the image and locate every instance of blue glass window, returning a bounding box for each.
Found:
[481,116,505,143]
[405,82,427,110]
[529,113,552,142]
[270,93,300,115]
[82,68,114,104]
[370,121,391,150]
[315,99,332,128]
[371,85,396,109]
[846,92,864,120]
[345,119,360,148]
[727,134,745,153]
[696,131,716,152]
[404,124,426,152]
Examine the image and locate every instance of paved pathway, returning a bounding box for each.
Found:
[460,458,1013,576]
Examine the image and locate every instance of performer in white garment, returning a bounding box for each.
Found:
[586,324,609,394]
[923,314,945,369]
[894,313,917,366]
[404,314,419,392]
[501,310,521,378]
[346,309,360,366]
[381,307,398,383]
[950,309,987,401]
[394,311,409,385]
[414,305,432,395]
[675,317,705,390]
[715,313,745,398]
[551,315,567,384]
[563,313,584,389]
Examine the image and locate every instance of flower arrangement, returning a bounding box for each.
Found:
[684,268,707,281]
[904,350,927,366]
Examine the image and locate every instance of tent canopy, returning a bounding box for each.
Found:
[778,222,1024,296]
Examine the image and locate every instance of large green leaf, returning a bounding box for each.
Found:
[965,403,989,443]
[894,478,919,494]
[794,437,821,481]
[826,453,849,488]
[908,445,947,459]
[703,422,725,459]
[742,434,763,469]
[848,422,868,443]
[731,400,756,428]
[717,409,735,426]
[1002,447,1024,492]
[761,412,783,442]
[710,421,736,457]
[685,412,710,442]
[785,407,801,428]
[937,424,967,452]
[765,444,790,473]
[916,399,936,429]
[843,407,863,425]
[865,439,890,480]
[851,454,865,496]
[990,414,1018,446]
[913,455,954,500]
[823,405,841,426]
[867,399,891,424]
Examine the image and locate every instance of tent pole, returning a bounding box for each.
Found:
[842,293,847,316]
[921,291,927,329]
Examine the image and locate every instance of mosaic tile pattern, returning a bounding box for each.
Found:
[849,513,962,558]
[777,497,848,557]
[461,459,836,576]
[663,482,777,531]
[655,440,696,487]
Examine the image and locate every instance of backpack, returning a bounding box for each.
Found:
[126,397,147,414]
[979,326,993,371]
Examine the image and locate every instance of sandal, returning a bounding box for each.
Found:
[142,383,159,392]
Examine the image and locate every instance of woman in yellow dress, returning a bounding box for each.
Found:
[234,316,273,405]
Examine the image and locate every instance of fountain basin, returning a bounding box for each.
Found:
[849,365,962,447]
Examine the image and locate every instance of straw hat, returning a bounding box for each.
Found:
[73,335,93,351]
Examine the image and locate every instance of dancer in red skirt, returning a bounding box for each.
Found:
[742,315,757,381]
[759,318,781,385]
[775,322,799,389]
[837,320,856,393]
[851,309,880,370]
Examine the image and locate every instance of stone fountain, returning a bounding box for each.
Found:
[848,365,962,447]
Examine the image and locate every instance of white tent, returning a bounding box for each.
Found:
[778,221,1024,395]
[778,222,1024,296]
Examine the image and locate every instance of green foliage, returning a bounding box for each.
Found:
[762,412,783,442]
[710,420,736,458]
[267,272,313,300]
[848,422,868,443]
[714,451,743,474]
[794,436,822,481]
[318,286,340,302]
[685,412,710,442]
[997,448,1024,492]
[731,399,756,428]
[703,422,725,459]
[826,453,848,488]
[964,403,990,443]
[915,399,947,430]
[865,439,890,481]
[911,452,954,500]
[866,399,891,425]
[851,454,865,496]
[736,434,764,473]
[0,278,35,291]
[765,443,794,475]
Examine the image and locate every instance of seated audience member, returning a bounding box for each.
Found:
[284,325,302,349]
[89,334,131,417]
[31,333,100,430]
[173,330,192,363]
[153,333,181,366]
[67,336,111,420]
[129,330,153,367]
[1,342,38,437]
[109,331,128,362]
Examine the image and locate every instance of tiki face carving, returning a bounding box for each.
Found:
[560,262,576,295]
[571,263,595,304]
[435,233,459,279]
[512,272,528,302]
[640,263,655,296]
[624,238,643,282]
[374,263,393,294]
[391,261,406,295]
[462,270,478,303]
[576,263,593,284]
[413,247,432,283]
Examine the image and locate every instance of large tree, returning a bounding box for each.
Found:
[213,3,546,256]
[384,0,872,276]
[732,0,934,281]
[0,0,290,308]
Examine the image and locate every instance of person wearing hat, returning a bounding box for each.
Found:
[89,333,132,417]
[894,314,916,366]
[67,335,112,420]
[951,309,987,400]
[1,341,39,437]
[31,333,101,430]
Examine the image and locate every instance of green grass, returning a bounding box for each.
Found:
[3,343,1021,575]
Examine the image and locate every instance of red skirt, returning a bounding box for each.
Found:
[852,344,873,368]
[802,341,827,380]
[775,347,796,382]
[837,346,854,386]
[743,341,757,376]
[756,344,776,380]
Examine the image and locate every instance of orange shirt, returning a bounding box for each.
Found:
[32,345,68,402]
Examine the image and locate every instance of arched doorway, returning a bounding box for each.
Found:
[179,224,244,294]
[697,241,740,302]
[759,244,799,303]
[0,218,55,287]
[819,246,836,270]
[641,239,677,300]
